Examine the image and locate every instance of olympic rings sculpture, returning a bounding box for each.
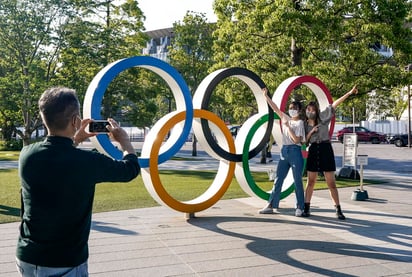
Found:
[83,56,334,214]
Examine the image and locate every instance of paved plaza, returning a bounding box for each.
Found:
[0,143,411,276]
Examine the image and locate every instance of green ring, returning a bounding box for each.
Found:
[242,114,307,200]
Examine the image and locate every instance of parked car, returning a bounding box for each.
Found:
[388,133,412,147]
[337,127,387,144]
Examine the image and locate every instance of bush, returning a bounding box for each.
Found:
[0,139,23,151]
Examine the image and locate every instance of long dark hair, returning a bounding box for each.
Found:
[289,100,304,120]
[306,101,320,125]
[290,100,302,111]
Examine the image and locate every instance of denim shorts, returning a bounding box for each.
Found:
[16,258,88,277]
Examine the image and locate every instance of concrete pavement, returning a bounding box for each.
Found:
[1,142,412,276]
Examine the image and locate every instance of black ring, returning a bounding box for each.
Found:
[199,67,274,162]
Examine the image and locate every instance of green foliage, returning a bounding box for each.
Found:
[0,0,77,145]
[169,11,215,91]
[213,0,412,122]
[56,0,150,126]
[0,0,411,137]
[113,69,160,127]
[0,0,150,143]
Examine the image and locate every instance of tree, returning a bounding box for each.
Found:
[0,59,21,141]
[168,11,216,155]
[0,0,160,147]
[212,0,412,122]
[0,0,77,145]
[169,12,215,91]
[56,0,153,125]
[367,87,407,120]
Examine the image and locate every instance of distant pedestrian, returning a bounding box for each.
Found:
[266,133,275,159]
[304,85,358,219]
[259,88,306,217]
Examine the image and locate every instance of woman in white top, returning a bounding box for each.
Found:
[259,88,306,217]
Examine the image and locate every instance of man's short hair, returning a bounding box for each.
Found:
[38,87,80,131]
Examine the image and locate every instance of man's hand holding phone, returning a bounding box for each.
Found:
[104,118,136,156]
[73,118,96,146]
[81,118,134,155]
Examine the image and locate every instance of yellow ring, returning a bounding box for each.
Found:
[141,109,236,213]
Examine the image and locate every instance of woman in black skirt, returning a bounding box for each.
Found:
[304,85,358,219]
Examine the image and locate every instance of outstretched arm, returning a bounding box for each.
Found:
[332,85,358,109]
[262,87,284,116]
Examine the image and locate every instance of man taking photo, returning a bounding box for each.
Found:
[16,87,140,276]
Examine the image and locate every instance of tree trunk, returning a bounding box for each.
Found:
[291,38,304,67]
[23,132,31,147]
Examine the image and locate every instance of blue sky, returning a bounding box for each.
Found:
[138,0,217,31]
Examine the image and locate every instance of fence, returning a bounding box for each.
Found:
[361,120,410,136]
[331,120,411,141]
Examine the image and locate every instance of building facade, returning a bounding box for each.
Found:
[142,28,174,61]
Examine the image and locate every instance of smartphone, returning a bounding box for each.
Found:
[89,120,110,133]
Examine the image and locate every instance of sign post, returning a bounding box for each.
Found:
[351,154,369,201]
[357,155,368,191]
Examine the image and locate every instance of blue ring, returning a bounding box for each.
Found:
[88,56,193,166]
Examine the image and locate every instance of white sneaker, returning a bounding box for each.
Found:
[259,206,274,214]
[295,208,303,217]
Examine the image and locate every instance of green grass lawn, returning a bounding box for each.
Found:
[0,167,380,224]
[0,151,20,161]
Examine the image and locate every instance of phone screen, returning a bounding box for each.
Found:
[89,120,110,133]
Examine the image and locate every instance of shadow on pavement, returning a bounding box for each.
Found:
[91,221,138,235]
[188,214,412,276]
